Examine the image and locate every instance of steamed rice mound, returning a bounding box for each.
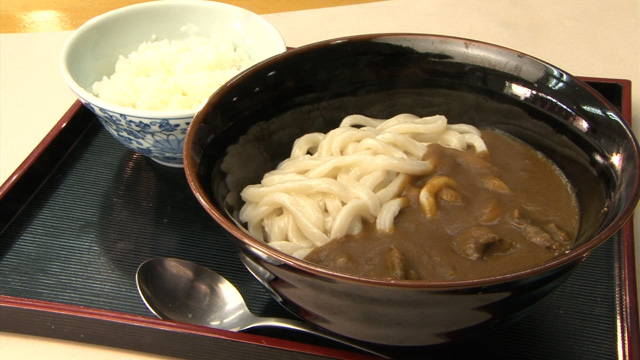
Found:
[91,36,253,111]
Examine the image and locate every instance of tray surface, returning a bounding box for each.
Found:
[0,79,637,359]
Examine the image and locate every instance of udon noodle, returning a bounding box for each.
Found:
[239,114,487,259]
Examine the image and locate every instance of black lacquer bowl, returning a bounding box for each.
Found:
[184,34,640,346]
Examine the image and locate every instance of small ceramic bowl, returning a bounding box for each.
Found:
[184,34,640,346]
[60,0,286,167]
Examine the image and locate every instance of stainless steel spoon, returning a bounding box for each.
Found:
[135,257,389,358]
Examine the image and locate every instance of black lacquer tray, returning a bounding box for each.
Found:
[0,78,637,360]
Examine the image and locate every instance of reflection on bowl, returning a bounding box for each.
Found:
[60,0,286,167]
[184,34,639,346]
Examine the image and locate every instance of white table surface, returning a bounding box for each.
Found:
[1,0,638,358]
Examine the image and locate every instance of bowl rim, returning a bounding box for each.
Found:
[184,33,640,289]
[59,0,287,120]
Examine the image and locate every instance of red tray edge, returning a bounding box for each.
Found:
[0,77,637,359]
[0,295,373,360]
[0,100,84,199]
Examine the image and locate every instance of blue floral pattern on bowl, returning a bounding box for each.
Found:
[82,101,192,167]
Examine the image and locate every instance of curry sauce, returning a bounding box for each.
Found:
[304,130,579,281]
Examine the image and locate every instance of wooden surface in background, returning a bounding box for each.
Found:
[0,0,379,33]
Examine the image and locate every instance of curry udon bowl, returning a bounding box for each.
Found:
[184,34,640,346]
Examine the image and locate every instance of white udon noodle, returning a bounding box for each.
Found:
[238,114,487,259]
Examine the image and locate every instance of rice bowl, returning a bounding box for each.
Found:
[60,0,286,167]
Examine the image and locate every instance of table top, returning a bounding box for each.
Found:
[1,0,639,359]
[0,0,379,33]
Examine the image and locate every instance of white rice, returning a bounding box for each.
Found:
[91,36,253,111]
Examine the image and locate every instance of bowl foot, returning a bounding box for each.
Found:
[151,158,183,168]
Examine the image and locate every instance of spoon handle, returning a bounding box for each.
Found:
[243,316,390,359]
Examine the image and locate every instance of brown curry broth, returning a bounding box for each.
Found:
[304,130,579,281]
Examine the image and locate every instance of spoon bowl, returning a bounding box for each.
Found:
[135,257,390,358]
[136,257,256,330]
